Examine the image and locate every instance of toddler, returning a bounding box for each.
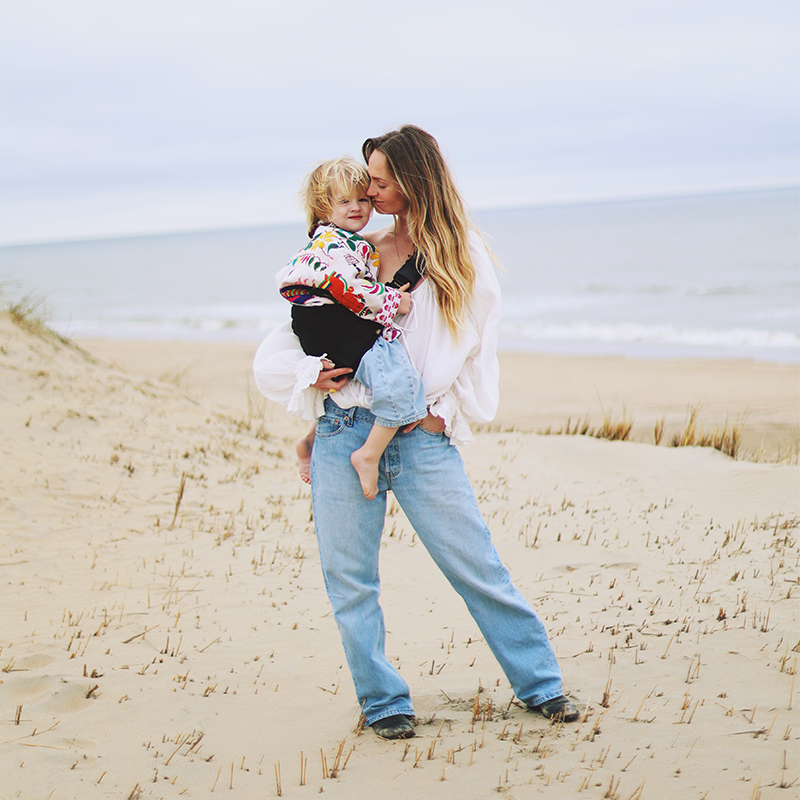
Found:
[276,157,426,499]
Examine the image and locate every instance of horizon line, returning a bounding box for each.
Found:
[1,183,797,249]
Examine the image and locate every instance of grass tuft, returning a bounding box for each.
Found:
[5,291,71,346]
[539,410,633,442]
[540,403,756,460]
[654,417,665,446]
[669,404,743,459]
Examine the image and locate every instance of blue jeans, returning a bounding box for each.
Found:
[355,337,426,428]
[310,399,564,725]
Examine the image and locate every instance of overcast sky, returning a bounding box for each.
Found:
[1,0,797,244]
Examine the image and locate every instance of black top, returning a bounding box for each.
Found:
[386,252,426,289]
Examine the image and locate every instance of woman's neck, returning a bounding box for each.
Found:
[392,212,410,235]
[392,215,414,254]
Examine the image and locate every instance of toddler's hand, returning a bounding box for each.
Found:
[397,284,412,315]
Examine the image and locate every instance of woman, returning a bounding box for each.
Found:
[253,125,578,739]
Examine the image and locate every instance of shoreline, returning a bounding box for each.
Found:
[76,337,800,460]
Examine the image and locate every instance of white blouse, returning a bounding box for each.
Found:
[253,231,501,446]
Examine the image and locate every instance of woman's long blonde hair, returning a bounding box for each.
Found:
[362,126,476,336]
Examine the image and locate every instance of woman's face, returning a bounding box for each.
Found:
[367,151,409,216]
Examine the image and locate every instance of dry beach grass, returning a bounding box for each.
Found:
[1,319,798,798]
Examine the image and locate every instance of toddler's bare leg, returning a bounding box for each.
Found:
[351,424,396,499]
[295,424,316,484]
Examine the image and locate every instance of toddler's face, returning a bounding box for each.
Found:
[328,189,372,233]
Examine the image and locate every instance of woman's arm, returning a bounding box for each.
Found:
[400,231,500,444]
[450,231,501,424]
[253,322,350,420]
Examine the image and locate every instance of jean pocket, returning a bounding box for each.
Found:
[315,415,345,439]
[418,423,446,438]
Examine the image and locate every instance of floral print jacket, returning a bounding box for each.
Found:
[275,224,403,341]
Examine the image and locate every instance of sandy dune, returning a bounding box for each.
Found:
[1,321,798,799]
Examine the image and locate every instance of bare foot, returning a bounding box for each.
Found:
[296,437,313,484]
[350,447,379,499]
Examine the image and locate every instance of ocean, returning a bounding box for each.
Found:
[1,188,798,362]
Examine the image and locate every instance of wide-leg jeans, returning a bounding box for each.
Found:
[310,399,564,725]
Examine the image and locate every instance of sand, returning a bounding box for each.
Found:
[1,323,798,799]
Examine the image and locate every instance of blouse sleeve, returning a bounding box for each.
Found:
[401,231,500,445]
[451,233,501,424]
[252,321,327,421]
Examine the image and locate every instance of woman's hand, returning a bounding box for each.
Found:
[402,412,445,434]
[312,358,352,392]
